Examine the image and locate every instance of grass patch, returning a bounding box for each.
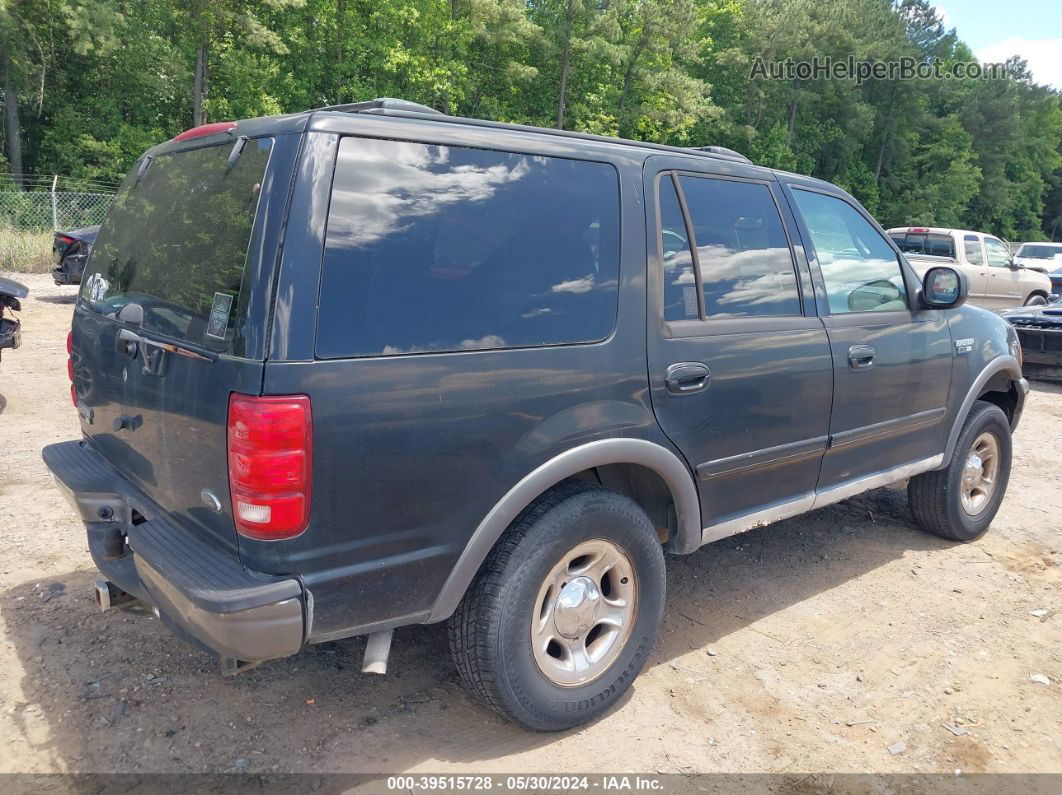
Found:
[0,225,54,274]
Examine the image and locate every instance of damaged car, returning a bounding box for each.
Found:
[1001,302,1062,380]
[52,225,99,286]
[0,275,27,361]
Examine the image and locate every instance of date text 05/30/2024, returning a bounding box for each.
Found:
[385,775,665,791]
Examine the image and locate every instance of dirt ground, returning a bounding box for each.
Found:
[1,271,1059,777]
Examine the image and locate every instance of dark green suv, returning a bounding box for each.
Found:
[45,98,1027,731]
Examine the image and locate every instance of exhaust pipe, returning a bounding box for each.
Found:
[94,579,138,612]
[362,629,394,675]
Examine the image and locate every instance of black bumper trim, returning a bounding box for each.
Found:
[43,439,305,662]
[128,516,300,613]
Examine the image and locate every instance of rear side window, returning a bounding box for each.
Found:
[316,138,620,358]
[677,176,800,319]
[964,235,984,265]
[658,178,699,320]
[80,139,272,351]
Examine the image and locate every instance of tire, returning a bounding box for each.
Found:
[448,481,666,731]
[1024,293,1047,306]
[907,400,1012,542]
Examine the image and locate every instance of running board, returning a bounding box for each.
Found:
[700,455,943,546]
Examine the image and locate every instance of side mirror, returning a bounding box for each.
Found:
[848,279,906,312]
[1009,257,1022,270]
[921,266,967,309]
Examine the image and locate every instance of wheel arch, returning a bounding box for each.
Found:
[427,438,701,623]
[942,354,1023,464]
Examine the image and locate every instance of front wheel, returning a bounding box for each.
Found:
[1025,293,1048,306]
[908,401,1012,542]
[448,482,665,731]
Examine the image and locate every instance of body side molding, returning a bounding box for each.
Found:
[427,437,700,623]
[696,436,827,480]
[828,407,945,451]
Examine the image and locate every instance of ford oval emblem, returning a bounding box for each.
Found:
[200,489,223,513]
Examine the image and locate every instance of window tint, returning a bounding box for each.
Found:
[659,178,698,321]
[985,237,1011,268]
[1017,243,1062,260]
[80,139,273,350]
[317,138,620,358]
[964,235,985,266]
[791,189,908,314]
[893,232,955,258]
[677,176,800,318]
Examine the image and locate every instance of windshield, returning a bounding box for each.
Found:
[1016,244,1062,260]
[79,138,272,351]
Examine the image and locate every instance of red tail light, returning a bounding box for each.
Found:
[67,330,76,407]
[227,394,312,541]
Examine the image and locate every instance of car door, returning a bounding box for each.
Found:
[783,184,954,493]
[983,236,1023,308]
[645,158,833,538]
[959,233,992,306]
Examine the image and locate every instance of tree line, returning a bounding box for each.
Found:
[2,0,1061,240]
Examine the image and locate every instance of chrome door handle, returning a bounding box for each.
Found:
[665,362,711,394]
[848,345,876,370]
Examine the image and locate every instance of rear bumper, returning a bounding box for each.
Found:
[43,440,305,666]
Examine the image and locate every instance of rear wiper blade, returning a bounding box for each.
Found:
[132,156,152,188]
[226,136,248,171]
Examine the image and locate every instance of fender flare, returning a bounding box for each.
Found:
[426,438,701,623]
[941,354,1023,464]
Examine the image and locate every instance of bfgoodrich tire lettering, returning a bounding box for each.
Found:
[448,481,666,731]
[908,400,1012,542]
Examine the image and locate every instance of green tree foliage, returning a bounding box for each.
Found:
[2,0,1061,239]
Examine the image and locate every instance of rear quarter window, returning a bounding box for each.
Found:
[316,137,621,358]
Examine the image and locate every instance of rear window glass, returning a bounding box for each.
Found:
[316,137,620,358]
[79,138,272,350]
[892,232,955,258]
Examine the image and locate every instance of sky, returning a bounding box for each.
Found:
[936,0,1062,88]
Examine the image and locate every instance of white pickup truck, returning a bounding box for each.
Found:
[888,227,1052,309]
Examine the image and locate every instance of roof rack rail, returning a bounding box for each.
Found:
[310,98,757,166]
[317,97,443,116]
[687,145,752,164]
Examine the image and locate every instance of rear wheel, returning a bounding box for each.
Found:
[908,401,1012,542]
[448,482,665,731]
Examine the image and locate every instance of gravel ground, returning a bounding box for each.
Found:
[1,272,1059,777]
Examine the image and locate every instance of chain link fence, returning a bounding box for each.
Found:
[0,176,117,231]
